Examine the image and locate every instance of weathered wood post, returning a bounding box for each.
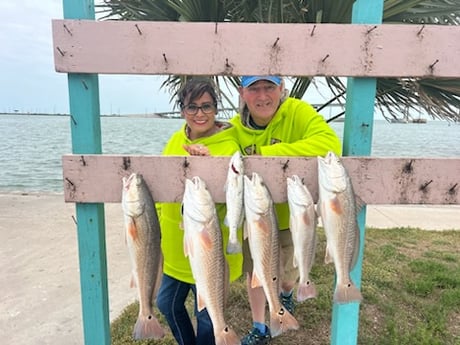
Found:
[332,1,384,344]
[62,1,111,344]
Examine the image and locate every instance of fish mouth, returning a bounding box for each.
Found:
[288,175,302,185]
[317,153,347,189]
[185,176,210,202]
[244,172,263,189]
[123,173,140,190]
[318,151,337,166]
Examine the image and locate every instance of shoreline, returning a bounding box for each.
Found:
[1,191,458,230]
[0,193,133,345]
[1,193,458,345]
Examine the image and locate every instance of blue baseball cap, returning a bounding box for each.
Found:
[241,76,282,88]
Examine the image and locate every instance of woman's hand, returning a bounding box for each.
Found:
[183,144,210,156]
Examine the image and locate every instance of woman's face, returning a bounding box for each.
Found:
[182,91,217,140]
[239,80,283,127]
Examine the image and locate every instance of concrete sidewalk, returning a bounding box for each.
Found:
[0,193,458,345]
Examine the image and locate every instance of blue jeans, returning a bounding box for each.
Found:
[156,274,215,345]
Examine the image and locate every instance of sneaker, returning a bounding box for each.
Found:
[241,327,271,345]
[280,292,295,314]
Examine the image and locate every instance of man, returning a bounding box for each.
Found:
[230,75,341,345]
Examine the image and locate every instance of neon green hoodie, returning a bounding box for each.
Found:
[230,97,342,229]
[158,122,243,284]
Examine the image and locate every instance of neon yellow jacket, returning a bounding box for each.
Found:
[158,122,243,284]
[230,97,342,229]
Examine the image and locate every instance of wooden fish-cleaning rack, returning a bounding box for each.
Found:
[53,1,460,344]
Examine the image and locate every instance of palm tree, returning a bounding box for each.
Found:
[97,0,460,122]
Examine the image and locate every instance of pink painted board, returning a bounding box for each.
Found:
[52,20,460,78]
[62,155,460,205]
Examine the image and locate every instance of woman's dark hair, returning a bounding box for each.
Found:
[177,78,218,108]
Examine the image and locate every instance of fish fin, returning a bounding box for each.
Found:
[243,220,249,240]
[269,308,299,337]
[124,222,128,245]
[196,291,206,312]
[215,326,240,345]
[302,211,311,226]
[255,218,270,235]
[183,235,192,258]
[315,202,321,219]
[296,281,317,301]
[355,195,366,213]
[238,212,245,229]
[199,226,213,250]
[329,196,343,215]
[132,314,165,340]
[226,238,242,254]
[130,271,137,288]
[152,254,164,300]
[292,254,299,268]
[126,218,138,241]
[324,244,333,264]
[250,271,263,288]
[333,280,363,304]
[350,226,361,269]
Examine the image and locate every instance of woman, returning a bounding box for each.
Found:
[156,78,243,345]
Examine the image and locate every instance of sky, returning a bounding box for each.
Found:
[0,0,178,115]
[0,0,339,116]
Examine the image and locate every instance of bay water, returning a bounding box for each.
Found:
[0,114,458,194]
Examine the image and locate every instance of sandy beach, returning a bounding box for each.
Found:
[1,193,459,345]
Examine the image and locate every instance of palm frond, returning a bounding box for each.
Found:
[98,0,460,122]
[384,0,460,24]
[97,0,179,21]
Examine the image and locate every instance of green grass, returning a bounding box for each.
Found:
[111,228,460,345]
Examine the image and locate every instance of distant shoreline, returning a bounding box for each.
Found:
[0,111,236,119]
[0,112,163,118]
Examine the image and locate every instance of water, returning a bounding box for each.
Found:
[0,114,458,193]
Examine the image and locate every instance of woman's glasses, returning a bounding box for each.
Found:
[182,102,217,116]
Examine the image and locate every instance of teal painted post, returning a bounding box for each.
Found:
[63,1,111,344]
[330,1,384,345]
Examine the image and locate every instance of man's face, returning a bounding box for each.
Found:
[239,80,283,127]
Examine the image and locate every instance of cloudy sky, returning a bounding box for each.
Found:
[0,1,338,116]
[0,0,174,115]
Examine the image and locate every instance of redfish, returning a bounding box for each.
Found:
[287,175,318,301]
[122,173,165,340]
[244,172,299,337]
[183,176,240,345]
[224,151,245,254]
[317,152,363,304]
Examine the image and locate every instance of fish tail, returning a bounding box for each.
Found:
[215,326,240,345]
[269,308,299,338]
[333,281,363,304]
[132,314,165,340]
[296,281,317,301]
[226,239,242,254]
